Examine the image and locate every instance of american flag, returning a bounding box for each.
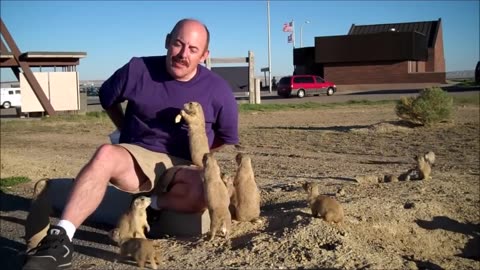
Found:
[282,21,293,32]
[287,33,293,43]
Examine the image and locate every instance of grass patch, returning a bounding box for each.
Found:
[451,79,480,87]
[0,176,31,190]
[41,111,109,122]
[238,99,397,112]
[453,93,480,105]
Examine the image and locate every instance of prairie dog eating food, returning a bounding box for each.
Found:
[202,153,231,240]
[175,101,210,167]
[302,182,344,223]
[233,153,261,222]
[115,196,151,243]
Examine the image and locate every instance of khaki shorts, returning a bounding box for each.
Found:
[115,143,193,194]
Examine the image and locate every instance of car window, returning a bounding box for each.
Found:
[315,76,324,83]
[8,91,13,95]
[279,77,291,85]
[15,90,20,94]
[293,76,314,83]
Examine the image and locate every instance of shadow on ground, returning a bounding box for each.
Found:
[416,216,480,261]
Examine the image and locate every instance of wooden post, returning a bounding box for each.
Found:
[205,57,211,70]
[254,78,261,104]
[0,18,56,116]
[248,50,255,104]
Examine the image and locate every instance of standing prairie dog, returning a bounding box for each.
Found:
[221,172,236,217]
[202,153,231,240]
[416,155,432,180]
[302,182,344,223]
[115,196,151,243]
[119,237,161,270]
[175,101,210,167]
[233,153,261,222]
[24,178,52,252]
[424,151,436,165]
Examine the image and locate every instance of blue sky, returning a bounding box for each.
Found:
[1,0,478,82]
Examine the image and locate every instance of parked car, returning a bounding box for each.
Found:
[277,75,336,98]
[0,87,22,109]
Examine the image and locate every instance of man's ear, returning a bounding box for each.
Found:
[165,33,171,49]
[200,49,210,63]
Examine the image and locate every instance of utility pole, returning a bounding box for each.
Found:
[267,0,272,93]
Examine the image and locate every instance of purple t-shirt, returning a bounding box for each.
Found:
[99,55,239,161]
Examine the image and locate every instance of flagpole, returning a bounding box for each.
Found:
[292,19,296,48]
[292,19,295,73]
[267,0,272,93]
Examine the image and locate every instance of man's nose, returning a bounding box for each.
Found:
[179,46,189,58]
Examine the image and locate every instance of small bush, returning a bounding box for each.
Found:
[395,87,453,126]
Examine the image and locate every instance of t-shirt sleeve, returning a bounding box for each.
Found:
[214,83,240,145]
[99,59,132,110]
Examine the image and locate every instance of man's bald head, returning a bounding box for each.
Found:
[169,18,210,53]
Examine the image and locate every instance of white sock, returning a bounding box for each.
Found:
[149,195,162,210]
[57,220,76,241]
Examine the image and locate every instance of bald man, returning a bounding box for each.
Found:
[23,18,239,270]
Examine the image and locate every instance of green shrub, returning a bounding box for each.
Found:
[395,87,453,126]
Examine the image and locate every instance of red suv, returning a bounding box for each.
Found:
[277,75,336,98]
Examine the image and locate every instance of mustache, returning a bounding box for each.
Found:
[172,56,189,67]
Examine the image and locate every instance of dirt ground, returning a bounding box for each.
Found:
[1,103,479,270]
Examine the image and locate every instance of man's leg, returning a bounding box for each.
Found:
[155,166,207,213]
[23,144,148,270]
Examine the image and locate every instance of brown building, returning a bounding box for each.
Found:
[294,18,446,88]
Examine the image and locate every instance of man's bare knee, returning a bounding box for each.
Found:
[90,144,148,192]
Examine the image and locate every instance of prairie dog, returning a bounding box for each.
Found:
[202,153,231,240]
[120,238,161,270]
[424,151,436,165]
[416,155,432,180]
[233,153,261,222]
[175,101,210,167]
[25,178,52,252]
[221,172,236,217]
[115,196,151,243]
[302,182,344,223]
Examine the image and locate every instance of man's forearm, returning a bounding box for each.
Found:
[105,103,125,130]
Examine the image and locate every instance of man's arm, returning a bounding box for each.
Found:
[105,103,125,131]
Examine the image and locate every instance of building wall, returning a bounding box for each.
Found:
[324,61,445,84]
[433,22,446,72]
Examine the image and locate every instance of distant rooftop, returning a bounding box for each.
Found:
[348,18,441,48]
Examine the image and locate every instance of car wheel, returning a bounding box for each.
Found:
[327,87,334,96]
[297,89,305,98]
[2,101,11,109]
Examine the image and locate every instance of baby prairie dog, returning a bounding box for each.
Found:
[416,155,432,180]
[202,153,231,240]
[115,196,151,242]
[233,153,261,222]
[221,172,236,217]
[302,182,344,223]
[25,178,52,252]
[120,238,161,270]
[175,101,210,167]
